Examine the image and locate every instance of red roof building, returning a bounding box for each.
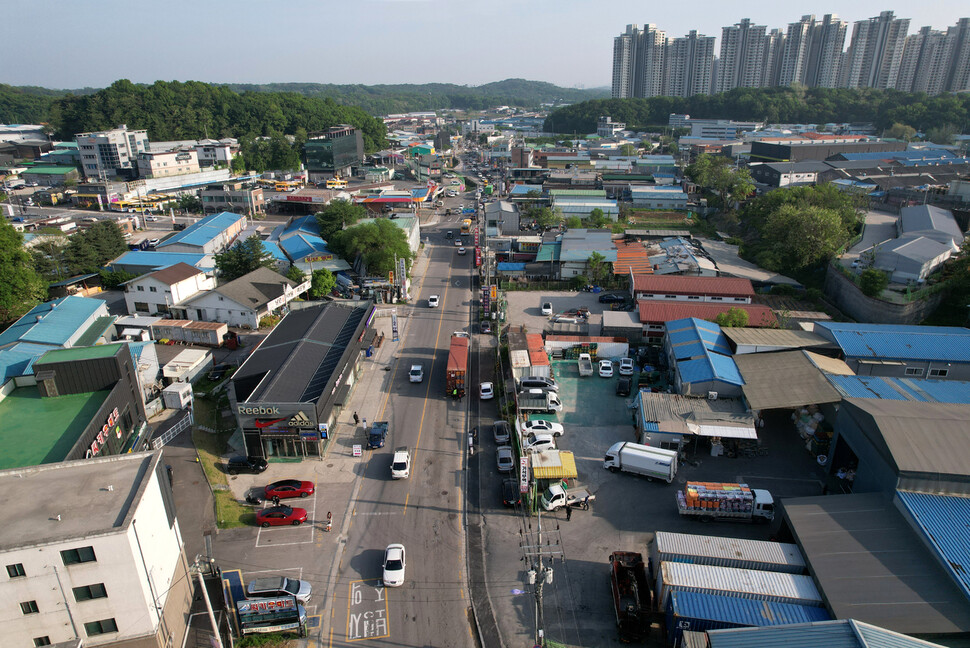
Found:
[638,301,776,343]
[630,273,755,303]
[614,240,654,275]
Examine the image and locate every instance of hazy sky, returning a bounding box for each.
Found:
[4,0,968,90]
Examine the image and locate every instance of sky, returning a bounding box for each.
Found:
[4,0,969,90]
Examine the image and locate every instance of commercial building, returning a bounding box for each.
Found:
[303,125,364,183]
[199,181,265,215]
[21,165,80,186]
[630,273,755,304]
[75,125,150,181]
[749,139,906,163]
[136,148,200,179]
[181,266,309,329]
[230,301,373,459]
[0,296,112,358]
[0,451,191,648]
[122,262,216,316]
[155,211,247,255]
[629,185,689,210]
[663,317,744,398]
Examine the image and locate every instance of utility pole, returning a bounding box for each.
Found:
[520,513,564,647]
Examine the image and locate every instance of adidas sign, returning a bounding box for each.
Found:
[288,411,314,427]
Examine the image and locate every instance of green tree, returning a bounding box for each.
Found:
[584,208,610,229]
[760,204,848,272]
[178,194,202,213]
[98,268,137,290]
[309,268,336,298]
[61,221,128,274]
[886,122,917,141]
[285,265,306,283]
[619,143,637,156]
[0,222,46,323]
[565,216,582,229]
[586,251,610,285]
[316,199,367,240]
[526,206,558,229]
[714,307,749,327]
[686,154,753,207]
[926,123,957,146]
[331,219,412,276]
[214,235,275,281]
[859,268,889,297]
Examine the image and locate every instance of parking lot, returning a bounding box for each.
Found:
[483,290,829,647]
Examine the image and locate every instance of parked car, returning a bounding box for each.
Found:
[264,479,315,499]
[382,544,406,587]
[391,447,411,479]
[523,433,557,454]
[457,247,466,255]
[599,360,614,378]
[247,576,312,604]
[454,238,463,247]
[598,293,627,304]
[496,446,515,472]
[256,505,307,527]
[226,456,268,475]
[493,420,511,445]
[502,478,521,507]
[428,295,440,308]
[521,419,564,437]
[519,376,558,392]
[480,381,494,400]
[480,320,492,334]
[619,358,635,376]
[616,377,632,397]
[409,364,424,383]
[208,363,231,381]
[147,238,160,247]
[541,302,553,315]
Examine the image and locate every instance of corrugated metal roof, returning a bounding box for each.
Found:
[613,239,654,275]
[659,562,822,608]
[815,322,970,363]
[0,342,51,381]
[632,274,755,297]
[637,392,754,437]
[0,296,105,348]
[109,251,215,272]
[639,301,777,328]
[722,327,830,351]
[656,532,805,571]
[157,211,244,249]
[897,491,970,603]
[678,353,744,386]
[707,619,951,648]
[735,350,845,411]
[667,318,732,356]
[670,591,828,628]
[531,450,577,480]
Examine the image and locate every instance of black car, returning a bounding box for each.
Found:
[226,456,268,475]
[598,292,628,304]
[208,363,231,381]
[616,377,632,397]
[502,478,521,507]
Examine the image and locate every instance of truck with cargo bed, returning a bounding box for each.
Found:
[578,353,593,377]
[610,551,651,643]
[675,482,774,523]
[446,334,469,396]
[517,389,563,413]
[604,442,677,483]
[540,482,594,511]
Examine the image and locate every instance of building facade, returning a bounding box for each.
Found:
[841,11,910,89]
[716,18,769,93]
[123,263,215,316]
[199,182,265,215]
[665,31,716,97]
[303,125,364,182]
[136,149,200,179]
[75,125,150,181]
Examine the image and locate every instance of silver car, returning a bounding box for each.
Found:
[247,576,312,604]
[496,446,515,472]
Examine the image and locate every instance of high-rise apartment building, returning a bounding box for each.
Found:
[665,30,716,97]
[716,18,769,92]
[944,18,970,93]
[896,27,949,93]
[780,14,848,88]
[841,11,910,89]
[612,24,639,98]
[780,16,814,86]
[75,124,150,181]
[611,24,667,99]
[762,28,785,87]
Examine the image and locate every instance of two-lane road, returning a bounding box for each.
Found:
[324,219,476,647]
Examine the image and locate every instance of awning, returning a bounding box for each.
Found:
[689,423,758,439]
[531,450,577,480]
[121,328,144,337]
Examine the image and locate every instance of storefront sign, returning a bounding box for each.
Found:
[239,404,319,429]
[519,457,530,494]
[89,406,121,457]
[285,195,314,202]
[353,445,362,457]
[238,597,296,614]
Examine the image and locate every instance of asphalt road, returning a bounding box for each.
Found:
[324,212,477,647]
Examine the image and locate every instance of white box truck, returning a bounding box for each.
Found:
[518,389,563,413]
[604,442,677,483]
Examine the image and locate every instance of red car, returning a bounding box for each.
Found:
[264,479,315,499]
[256,506,307,527]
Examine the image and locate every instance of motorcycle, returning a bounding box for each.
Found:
[245,492,263,506]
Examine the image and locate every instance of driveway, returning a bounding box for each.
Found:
[841,209,898,268]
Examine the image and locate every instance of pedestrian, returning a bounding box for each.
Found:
[565,504,572,521]
[353,412,360,426]
[272,495,280,507]
[583,495,590,510]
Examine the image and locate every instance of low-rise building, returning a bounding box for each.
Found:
[199,182,265,215]
[108,251,216,275]
[639,301,777,344]
[123,262,216,316]
[21,165,80,186]
[558,229,618,279]
[484,201,520,236]
[181,266,309,329]
[136,148,200,179]
[630,273,754,303]
[664,317,744,398]
[629,185,689,210]
[156,211,247,255]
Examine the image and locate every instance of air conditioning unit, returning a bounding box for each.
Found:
[708,391,718,400]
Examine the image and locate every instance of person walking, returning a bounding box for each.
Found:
[272,495,280,507]
[353,412,360,426]
[565,503,572,521]
[583,495,590,510]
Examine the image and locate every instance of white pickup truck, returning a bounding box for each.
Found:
[540,482,595,511]
[578,353,594,377]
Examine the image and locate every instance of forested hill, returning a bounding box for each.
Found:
[224,79,609,113]
[543,87,970,135]
[28,80,390,152]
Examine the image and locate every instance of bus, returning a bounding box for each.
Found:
[274,181,303,192]
[326,177,348,189]
[460,219,472,235]
[236,597,306,636]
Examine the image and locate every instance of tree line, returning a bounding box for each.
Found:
[543,86,970,137]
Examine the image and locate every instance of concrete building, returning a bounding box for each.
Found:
[136,149,200,179]
[780,14,848,88]
[749,139,905,163]
[841,10,910,90]
[0,451,190,648]
[484,201,520,237]
[108,251,216,276]
[20,165,80,186]
[896,26,950,94]
[558,229,618,279]
[629,185,689,210]
[199,181,265,215]
[665,31,716,97]
[612,24,639,99]
[122,262,216,316]
[155,211,247,255]
[748,161,832,187]
[182,267,309,329]
[630,273,755,304]
[75,125,150,181]
[716,18,769,93]
[303,125,364,183]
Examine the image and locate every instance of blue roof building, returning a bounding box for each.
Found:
[897,490,970,605]
[265,214,351,274]
[108,251,216,275]
[0,342,53,382]
[706,619,950,648]
[0,296,109,350]
[826,375,970,404]
[664,318,743,398]
[815,322,970,381]
[156,211,247,255]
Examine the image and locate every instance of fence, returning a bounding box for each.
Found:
[151,410,194,449]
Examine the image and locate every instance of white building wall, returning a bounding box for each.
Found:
[635,291,752,304]
[125,274,215,315]
[185,293,260,329]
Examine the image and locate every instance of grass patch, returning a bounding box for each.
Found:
[236,632,301,647]
[191,394,253,529]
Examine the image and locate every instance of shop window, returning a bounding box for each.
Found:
[7,563,26,578]
[84,618,118,636]
[61,546,96,565]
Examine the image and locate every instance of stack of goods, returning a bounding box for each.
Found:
[562,343,598,360]
[677,482,754,513]
[791,406,825,439]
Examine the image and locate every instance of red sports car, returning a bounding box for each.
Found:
[256,506,307,527]
[264,479,315,499]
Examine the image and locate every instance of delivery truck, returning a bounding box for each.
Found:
[540,482,594,511]
[604,442,677,483]
[610,551,651,643]
[675,482,775,523]
[517,389,563,413]
[578,352,594,377]
[446,334,469,397]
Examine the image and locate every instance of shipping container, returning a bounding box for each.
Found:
[446,334,469,395]
[666,590,830,646]
[657,562,822,612]
[652,532,805,578]
[151,319,229,347]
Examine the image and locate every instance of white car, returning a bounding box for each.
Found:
[446,191,457,197]
[382,544,406,587]
[522,433,557,454]
[521,419,564,437]
[457,247,466,255]
[409,364,424,383]
[391,447,411,479]
[541,302,553,316]
[619,358,635,376]
[480,382,494,400]
[147,238,160,247]
[428,295,440,308]
[599,360,614,378]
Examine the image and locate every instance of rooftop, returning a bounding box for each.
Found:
[36,342,125,364]
[0,451,159,551]
[721,327,832,352]
[156,211,244,249]
[706,619,951,648]
[826,375,970,404]
[665,317,732,359]
[639,301,777,328]
[0,296,105,349]
[109,250,216,272]
[897,490,970,605]
[143,261,203,285]
[734,350,850,411]
[190,266,295,311]
[631,274,755,297]
[815,322,970,363]
[0,342,51,382]
[0,386,111,470]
